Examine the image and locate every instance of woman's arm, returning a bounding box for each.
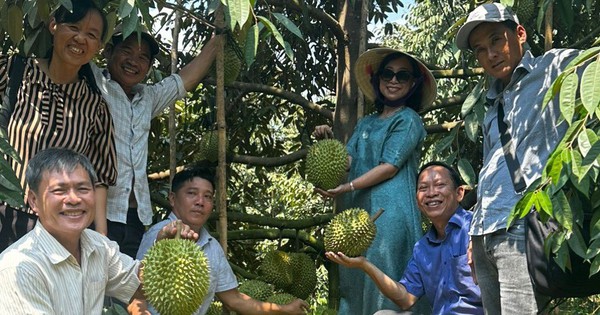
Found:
[316,162,398,198]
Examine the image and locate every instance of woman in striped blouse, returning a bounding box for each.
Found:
[0,0,117,251]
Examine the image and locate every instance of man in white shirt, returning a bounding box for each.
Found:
[92,25,220,257]
[0,147,198,314]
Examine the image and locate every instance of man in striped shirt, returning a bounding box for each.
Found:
[0,148,198,314]
[92,25,220,258]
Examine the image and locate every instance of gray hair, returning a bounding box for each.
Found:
[26,148,97,194]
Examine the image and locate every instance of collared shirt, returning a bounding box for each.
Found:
[0,223,141,314]
[92,63,187,225]
[137,213,238,315]
[471,49,581,235]
[0,56,117,192]
[400,207,483,314]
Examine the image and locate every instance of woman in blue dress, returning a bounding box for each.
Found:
[315,48,437,314]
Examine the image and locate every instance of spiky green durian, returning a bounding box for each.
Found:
[197,130,227,163]
[265,293,298,305]
[238,279,274,301]
[258,250,294,290]
[206,301,223,315]
[142,237,211,315]
[210,44,243,84]
[324,208,377,257]
[288,253,317,299]
[514,0,537,23]
[305,139,348,190]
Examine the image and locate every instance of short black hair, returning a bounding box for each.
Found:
[26,148,97,194]
[418,161,464,189]
[171,167,215,193]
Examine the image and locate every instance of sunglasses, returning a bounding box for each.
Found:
[379,69,414,83]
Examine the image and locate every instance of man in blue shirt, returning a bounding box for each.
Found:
[326,162,482,314]
[455,3,580,314]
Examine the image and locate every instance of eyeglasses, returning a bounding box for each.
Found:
[379,69,414,83]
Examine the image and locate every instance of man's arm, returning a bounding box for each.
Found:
[178,35,221,92]
[325,252,418,310]
[93,185,108,235]
[216,289,308,315]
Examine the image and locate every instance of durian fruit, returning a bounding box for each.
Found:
[258,250,294,290]
[197,130,227,163]
[210,43,243,85]
[513,0,537,23]
[288,253,317,299]
[206,301,223,315]
[305,139,348,190]
[324,208,379,257]
[265,293,298,305]
[238,279,274,301]
[142,223,211,315]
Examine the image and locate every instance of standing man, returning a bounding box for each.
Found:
[92,25,220,257]
[455,3,580,313]
[0,148,198,314]
[136,168,309,314]
[326,162,482,314]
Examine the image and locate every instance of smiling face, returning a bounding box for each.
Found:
[49,9,104,70]
[468,22,527,86]
[28,166,96,241]
[378,56,417,102]
[170,177,214,233]
[105,35,153,95]
[417,165,464,225]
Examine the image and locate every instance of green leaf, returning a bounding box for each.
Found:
[581,141,600,178]
[592,210,600,241]
[120,12,139,39]
[257,16,291,61]
[580,60,600,115]
[534,190,553,217]
[273,13,303,40]
[225,0,251,29]
[460,80,484,117]
[590,255,600,277]
[7,4,24,45]
[544,149,564,186]
[552,190,573,232]
[558,72,577,124]
[457,158,476,188]
[567,225,589,259]
[57,0,72,12]
[432,133,454,155]
[587,238,600,260]
[463,112,479,142]
[570,141,583,178]
[117,0,135,19]
[244,23,259,67]
[554,240,571,272]
[508,192,534,227]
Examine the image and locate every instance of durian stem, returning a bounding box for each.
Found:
[175,220,182,240]
[370,208,384,222]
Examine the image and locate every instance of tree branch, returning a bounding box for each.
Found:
[430,68,485,78]
[204,78,333,120]
[231,148,309,166]
[211,228,324,251]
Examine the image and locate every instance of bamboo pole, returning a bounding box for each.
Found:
[214,5,228,256]
[169,1,182,186]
